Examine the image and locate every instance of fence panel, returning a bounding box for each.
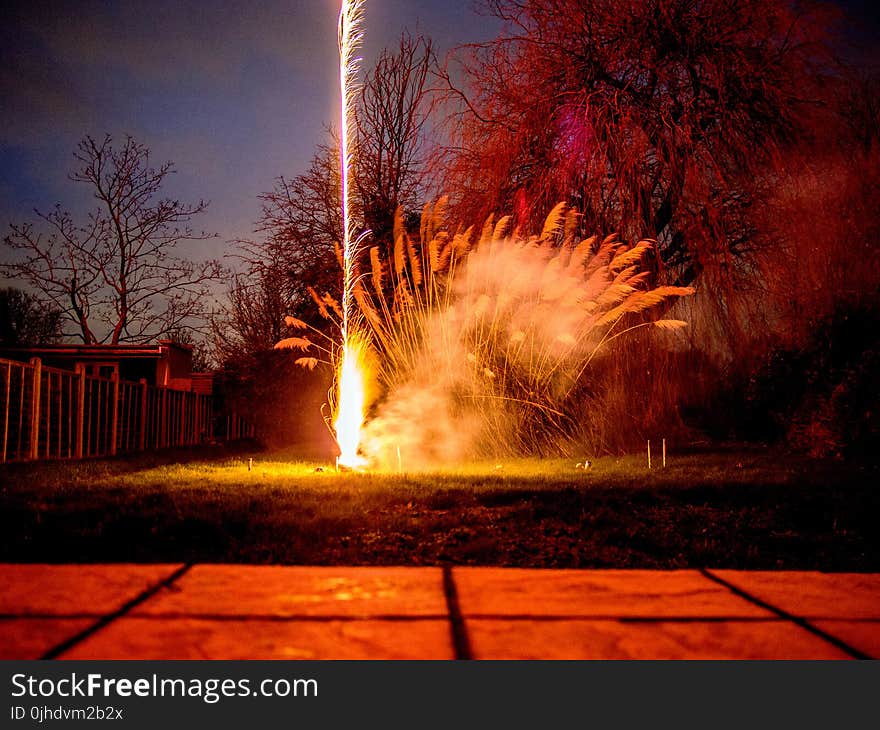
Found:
[36,365,80,459]
[0,359,37,462]
[0,356,250,463]
[83,373,114,458]
[117,379,141,454]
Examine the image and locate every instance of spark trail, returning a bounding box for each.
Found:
[334,0,369,468]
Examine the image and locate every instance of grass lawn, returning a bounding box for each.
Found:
[1,443,877,569]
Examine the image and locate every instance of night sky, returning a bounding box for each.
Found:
[1,0,876,264]
[0,0,500,261]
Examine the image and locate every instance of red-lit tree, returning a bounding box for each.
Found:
[440,0,837,285]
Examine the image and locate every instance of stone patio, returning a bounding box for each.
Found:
[1,565,877,659]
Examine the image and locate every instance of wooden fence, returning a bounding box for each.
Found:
[0,357,252,463]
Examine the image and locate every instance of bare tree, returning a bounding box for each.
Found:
[2,134,224,343]
[355,32,435,249]
[212,267,294,366]
[223,33,437,361]
[247,142,343,313]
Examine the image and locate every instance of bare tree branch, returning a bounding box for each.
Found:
[2,134,225,343]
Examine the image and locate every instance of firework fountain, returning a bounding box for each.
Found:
[333,0,370,468]
[276,1,694,470]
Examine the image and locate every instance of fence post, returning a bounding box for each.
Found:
[28,358,41,460]
[138,379,148,451]
[160,388,168,448]
[179,392,186,446]
[194,395,200,445]
[109,371,119,456]
[2,362,10,463]
[74,364,85,458]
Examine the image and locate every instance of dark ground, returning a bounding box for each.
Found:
[0,443,877,569]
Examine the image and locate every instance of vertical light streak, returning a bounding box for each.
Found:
[334,0,368,468]
[337,0,364,338]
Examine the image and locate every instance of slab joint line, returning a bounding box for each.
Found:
[442,566,473,660]
[700,568,870,659]
[41,563,193,659]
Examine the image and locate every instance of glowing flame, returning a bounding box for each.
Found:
[334,0,369,468]
[334,337,369,468]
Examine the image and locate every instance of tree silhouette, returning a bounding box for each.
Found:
[355,32,435,249]
[3,135,224,343]
[0,288,63,346]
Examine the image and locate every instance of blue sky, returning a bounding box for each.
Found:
[1,0,876,265]
[0,0,500,261]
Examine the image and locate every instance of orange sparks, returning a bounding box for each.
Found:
[334,0,369,468]
[333,336,369,468]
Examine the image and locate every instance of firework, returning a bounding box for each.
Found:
[334,0,369,468]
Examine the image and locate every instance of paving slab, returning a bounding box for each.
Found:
[60,618,454,660]
[811,621,880,659]
[0,618,95,659]
[709,571,880,619]
[466,619,850,660]
[453,568,772,618]
[134,565,447,618]
[2,565,878,660]
[0,564,184,616]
